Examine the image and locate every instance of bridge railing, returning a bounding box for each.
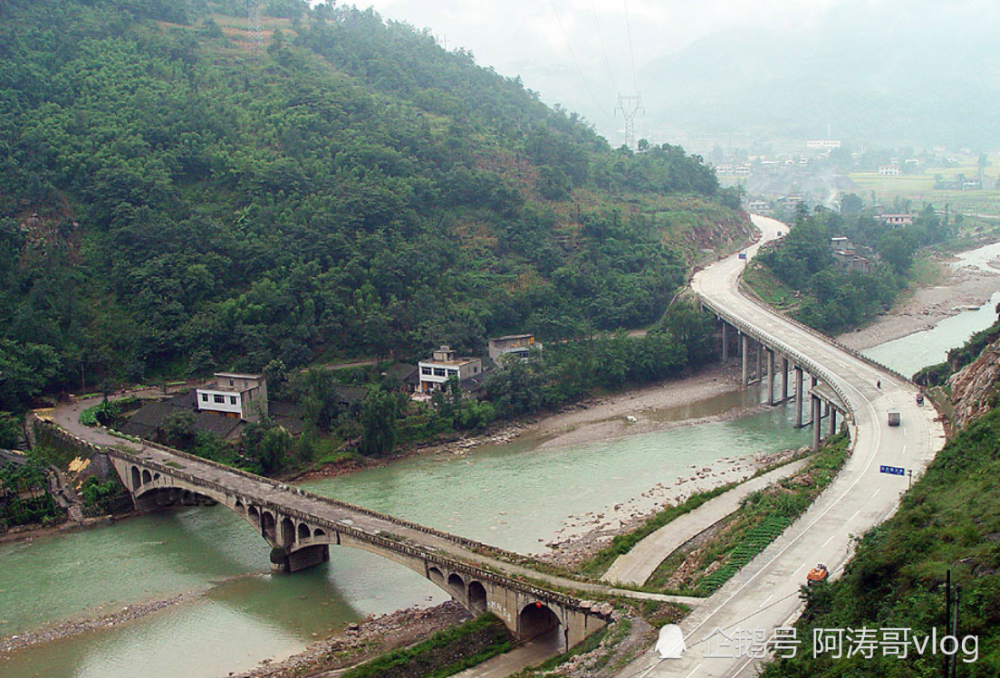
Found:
[735,278,912,384]
[699,296,857,418]
[128,438,530,564]
[99,445,607,617]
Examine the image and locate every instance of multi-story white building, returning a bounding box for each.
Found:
[196,373,269,422]
[417,347,483,393]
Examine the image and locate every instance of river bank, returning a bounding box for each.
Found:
[232,602,471,678]
[837,251,1000,351]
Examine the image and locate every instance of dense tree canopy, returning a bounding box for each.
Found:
[0,0,739,412]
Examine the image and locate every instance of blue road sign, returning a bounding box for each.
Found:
[738,252,748,260]
[880,465,906,476]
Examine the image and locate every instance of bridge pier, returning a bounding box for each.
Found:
[781,358,789,403]
[795,367,805,427]
[741,334,750,385]
[766,349,776,405]
[811,396,822,450]
[721,322,730,361]
[829,408,838,436]
[271,544,331,574]
[755,342,762,384]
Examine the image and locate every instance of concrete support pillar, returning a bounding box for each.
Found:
[741,334,750,386]
[722,322,729,361]
[812,396,822,451]
[829,408,837,436]
[795,367,805,427]
[782,358,789,402]
[767,350,776,405]
[755,342,762,382]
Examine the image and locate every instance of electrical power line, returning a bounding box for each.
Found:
[621,0,640,93]
[589,0,619,93]
[548,0,606,113]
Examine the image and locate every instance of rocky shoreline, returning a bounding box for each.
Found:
[231,602,471,678]
[536,445,806,569]
[0,590,199,657]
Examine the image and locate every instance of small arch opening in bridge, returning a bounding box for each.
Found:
[141,469,152,484]
[314,528,326,538]
[468,581,487,614]
[297,523,311,541]
[234,499,245,514]
[261,511,276,542]
[447,573,465,601]
[519,602,560,642]
[153,473,160,482]
[280,517,295,547]
[247,506,260,528]
[131,466,142,489]
[428,567,445,587]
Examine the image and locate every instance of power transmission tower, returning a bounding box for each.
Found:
[616,93,644,150]
[247,0,264,53]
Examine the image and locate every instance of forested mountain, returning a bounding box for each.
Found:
[0,0,742,410]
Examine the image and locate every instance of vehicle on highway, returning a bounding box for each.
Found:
[806,563,829,586]
[916,393,924,405]
[888,411,901,426]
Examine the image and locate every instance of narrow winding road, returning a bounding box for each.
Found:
[616,215,946,678]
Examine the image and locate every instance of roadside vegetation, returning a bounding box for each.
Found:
[643,432,849,596]
[762,407,1000,677]
[577,482,738,580]
[338,614,512,678]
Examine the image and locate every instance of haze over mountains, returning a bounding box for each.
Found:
[488,0,998,150]
[635,0,1000,148]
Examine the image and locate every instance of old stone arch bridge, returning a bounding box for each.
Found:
[34,419,610,650]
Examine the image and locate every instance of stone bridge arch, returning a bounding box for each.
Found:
[107,455,608,647]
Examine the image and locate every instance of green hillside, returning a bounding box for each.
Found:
[0,0,744,410]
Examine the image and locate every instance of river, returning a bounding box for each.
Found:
[4,241,1000,678]
[1,387,809,678]
[863,241,1000,376]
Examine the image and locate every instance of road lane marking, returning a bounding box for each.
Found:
[758,594,774,608]
[822,535,836,548]
[872,488,881,498]
[850,510,860,521]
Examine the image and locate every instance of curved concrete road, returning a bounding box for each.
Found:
[616,215,946,678]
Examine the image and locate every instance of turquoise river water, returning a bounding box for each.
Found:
[3,241,999,678]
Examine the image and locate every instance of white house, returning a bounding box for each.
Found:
[196,373,269,423]
[417,347,483,393]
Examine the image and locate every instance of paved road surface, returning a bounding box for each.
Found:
[615,215,946,678]
[602,460,809,587]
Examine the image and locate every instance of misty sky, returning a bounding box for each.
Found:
[330,0,997,147]
[352,0,844,140]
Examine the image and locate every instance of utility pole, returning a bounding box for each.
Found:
[247,0,264,53]
[615,93,644,151]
